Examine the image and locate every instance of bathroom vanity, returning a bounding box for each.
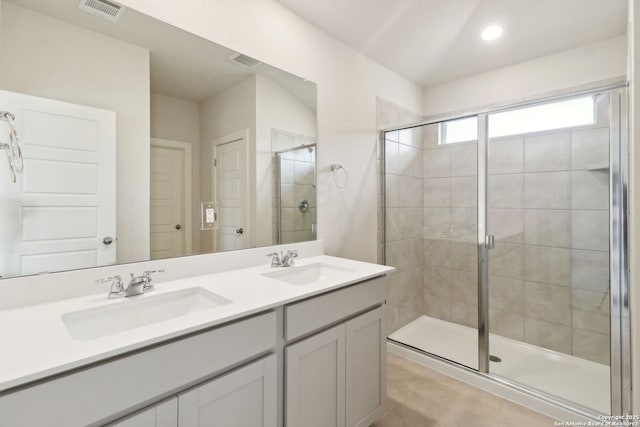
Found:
[0,250,392,427]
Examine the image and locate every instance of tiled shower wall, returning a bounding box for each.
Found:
[379,96,611,365]
[272,129,317,244]
[376,98,424,334]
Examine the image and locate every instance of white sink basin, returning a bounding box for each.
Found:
[62,287,232,341]
[262,262,352,286]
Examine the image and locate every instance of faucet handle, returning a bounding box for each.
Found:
[96,275,125,299]
[142,269,164,291]
[282,250,299,267]
[266,252,281,267]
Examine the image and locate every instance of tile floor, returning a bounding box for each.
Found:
[373,353,557,427]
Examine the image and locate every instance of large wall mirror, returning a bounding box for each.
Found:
[0,0,318,279]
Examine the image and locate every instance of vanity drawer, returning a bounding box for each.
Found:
[0,310,277,427]
[284,276,386,341]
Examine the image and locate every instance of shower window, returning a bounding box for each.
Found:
[439,95,596,145]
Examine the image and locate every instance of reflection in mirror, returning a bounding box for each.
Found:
[0,0,317,279]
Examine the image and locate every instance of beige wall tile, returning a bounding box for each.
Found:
[489,276,524,312]
[447,269,477,305]
[524,171,570,209]
[399,144,420,177]
[488,137,523,175]
[524,132,571,172]
[450,207,477,241]
[385,140,399,175]
[423,177,450,207]
[423,208,450,239]
[385,174,398,208]
[450,176,477,208]
[571,170,609,210]
[571,249,609,292]
[525,317,571,354]
[423,147,450,178]
[422,123,439,148]
[424,267,449,298]
[489,174,523,208]
[572,288,610,334]
[450,301,477,328]
[489,309,525,341]
[446,240,476,272]
[488,209,523,244]
[423,238,450,269]
[524,281,571,325]
[398,176,423,208]
[423,293,451,322]
[397,238,423,270]
[572,210,609,251]
[489,243,524,279]
[524,245,571,286]
[572,329,610,365]
[450,143,477,177]
[386,208,399,241]
[386,241,399,268]
[398,208,422,239]
[524,210,571,248]
[571,127,609,170]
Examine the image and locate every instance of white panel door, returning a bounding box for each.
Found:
[345,307,386,427]
[150,146,184,259]
[109,398,177,427]
[178,354,277,427]
[0,90,116,277]
[214,137,247,251]
[285,324,346,427]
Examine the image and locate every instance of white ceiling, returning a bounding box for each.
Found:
[276,0,628,88]
[8,0,317,109]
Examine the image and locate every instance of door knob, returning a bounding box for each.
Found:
[103,236,113,245]
[175,224,182,230]
[236,228,243,234]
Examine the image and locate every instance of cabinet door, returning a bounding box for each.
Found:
[178,354,277,427]
[108,398,177,427]
[286,324,346,427]
[345,306,385,427]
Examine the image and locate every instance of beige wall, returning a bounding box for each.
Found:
[0,1,151,264]
[150,93,201,253]
[423,36,627,117]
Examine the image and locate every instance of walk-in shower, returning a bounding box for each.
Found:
[382,84,630,418]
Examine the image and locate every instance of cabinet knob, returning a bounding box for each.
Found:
[175,224,182,230]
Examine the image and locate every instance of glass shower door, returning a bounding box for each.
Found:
[386,119,479,370]
[485,93,612,413]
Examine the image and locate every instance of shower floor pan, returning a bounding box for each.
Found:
[389,315,610,414]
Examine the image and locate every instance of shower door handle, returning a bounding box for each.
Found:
[485,235,495,250]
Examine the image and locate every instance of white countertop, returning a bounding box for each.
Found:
[0,255,393,392]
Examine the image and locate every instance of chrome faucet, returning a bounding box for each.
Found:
[266,250,298,267]
[96,270,164,299]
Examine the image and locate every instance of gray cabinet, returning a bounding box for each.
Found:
[178,354,278,427]
[285,305,385,427]
[109,399,177,427]
[286,324,346,427]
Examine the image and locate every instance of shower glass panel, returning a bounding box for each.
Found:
[275,144,317,244]
[486,93,611,414]
[386,120,479,370]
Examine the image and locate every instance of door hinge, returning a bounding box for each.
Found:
[213,158,217,167]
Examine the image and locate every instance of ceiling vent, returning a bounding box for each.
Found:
[230,53,261,68]
[78,0,125,22]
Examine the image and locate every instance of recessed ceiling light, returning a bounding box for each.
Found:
[481,25,503,41]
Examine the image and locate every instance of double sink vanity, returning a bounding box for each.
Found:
[0,244,393,427]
